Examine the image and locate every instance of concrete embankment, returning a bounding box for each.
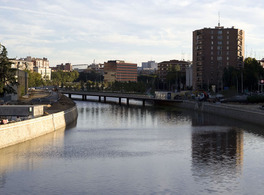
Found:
[0,105,78,149]
[178,100,264,126]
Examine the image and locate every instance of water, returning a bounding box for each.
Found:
[1,100,264,194]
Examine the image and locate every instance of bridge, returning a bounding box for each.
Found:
[60,91,183,106]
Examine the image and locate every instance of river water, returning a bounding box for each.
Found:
[1,100,264,195]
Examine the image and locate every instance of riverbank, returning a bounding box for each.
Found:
[178,100,264,126]
[0,92,78,149]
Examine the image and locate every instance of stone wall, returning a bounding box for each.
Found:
[0,106,78,149]
[178,101,264,126]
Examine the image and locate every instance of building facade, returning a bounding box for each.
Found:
[10,59,34,71]
[104,60,137,82]
[158,60,191,82]
[53,63,73,72]
[186,64,193,89]
[193,26,244,90]
[142,61,158,69]
[158,60,191,91]
[10,56,51,80]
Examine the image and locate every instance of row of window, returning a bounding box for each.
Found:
[211,41,229,45]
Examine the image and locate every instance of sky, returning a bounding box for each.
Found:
[1,0,264,67]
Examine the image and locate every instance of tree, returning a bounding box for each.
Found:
[243,57,264,91]
[51,70,79,87]
[0,44,17,96]
[26,70,43,87]
[223,66,240,89]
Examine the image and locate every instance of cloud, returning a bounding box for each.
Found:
[0,0,264,66]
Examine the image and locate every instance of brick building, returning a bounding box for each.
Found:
[104,60,137,82]
[158,60,191,82]
[193,25,244,90]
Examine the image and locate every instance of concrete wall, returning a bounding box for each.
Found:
[0,106,78,149]
[178,101,264,126]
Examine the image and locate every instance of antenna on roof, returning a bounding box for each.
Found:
[218,12,221,27]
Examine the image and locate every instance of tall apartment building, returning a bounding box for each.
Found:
[193,25,244,90]
[104,60,137,82]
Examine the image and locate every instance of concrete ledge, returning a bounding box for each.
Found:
[178,101,264,126]
[0,105,78,149]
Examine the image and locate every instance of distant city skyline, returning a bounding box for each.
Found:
[1,0,264,66]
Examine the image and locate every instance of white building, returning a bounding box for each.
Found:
[33,66,51,80]
[142,61,158,69]
[186,64,193,88]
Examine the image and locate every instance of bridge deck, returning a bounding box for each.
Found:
[61,91,183,104]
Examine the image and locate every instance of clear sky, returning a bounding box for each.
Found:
[0,0,264,66]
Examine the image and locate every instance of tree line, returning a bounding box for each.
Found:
[1,44,264,96]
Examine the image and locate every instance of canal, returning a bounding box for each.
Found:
[1,100,264,194]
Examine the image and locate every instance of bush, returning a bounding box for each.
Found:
[247,95,264,103]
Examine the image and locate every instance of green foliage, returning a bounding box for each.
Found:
[223,66,240,88]
[243,57,264,91]
[76,71,103,82]
[105,81,146,93]
[51,70,79,86]
[165,66,185,91]
[0,44,17,96]
[26,70,44,87]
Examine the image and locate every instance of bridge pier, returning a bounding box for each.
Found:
[69,94,71,99]
[142,100,145,107]
[99,96,101,102]
[127,98,129,106]
[104,96,106,103]
[119,97,122,105]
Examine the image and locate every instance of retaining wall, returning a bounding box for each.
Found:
[178,101,264,126]
[0,106,78,149]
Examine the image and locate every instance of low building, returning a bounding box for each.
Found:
[1,69,28,102]
[53,63,73,72]
[142,61,158,69]
[104,60,137,82]
[158,60,191,82]
[10,56,51,80]
[33,66,51,80]
[10,58,34,71]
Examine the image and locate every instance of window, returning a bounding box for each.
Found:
[218,41,222,45]
[227,57,229,60]
[227,41,229,45]
[227,46,229,50]
[211,41,214,45]
[218,30,222,34]
[227,35,229,39]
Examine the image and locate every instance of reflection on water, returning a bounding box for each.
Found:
[0,127,66,171]
[1,101,264,194]
[192,127,243,176]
